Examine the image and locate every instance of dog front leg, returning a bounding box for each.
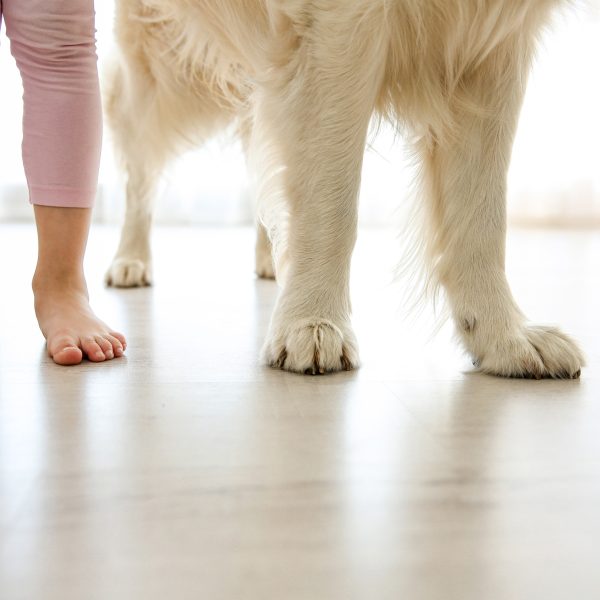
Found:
[259,12,388,374]
[419,47,584,379]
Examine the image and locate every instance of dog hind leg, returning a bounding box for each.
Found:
[104,13,236,287]
[255,222,275,280]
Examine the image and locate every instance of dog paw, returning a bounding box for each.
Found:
[255,229,275,280]
[263,318,359,374]
[255,251,275,280]
[475,325,584,380]
[105,257,152,288]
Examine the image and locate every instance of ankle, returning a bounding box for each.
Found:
[32,267,88,298]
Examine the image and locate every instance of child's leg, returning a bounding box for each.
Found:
[33,206,126,365]
[5,0,102,208]
[4,0,126,364]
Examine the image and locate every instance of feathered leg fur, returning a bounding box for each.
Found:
[413,35,583,378]
[258,5,389,373]
[105,0,584,378]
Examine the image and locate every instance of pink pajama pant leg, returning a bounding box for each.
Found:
[1,0,102,208]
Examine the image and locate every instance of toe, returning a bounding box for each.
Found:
[95,336,115,360]
[105,334,125,357]
[48,335,84,366]
[82,337,107,362]
[110,331,127,351]
[53,345,84,366]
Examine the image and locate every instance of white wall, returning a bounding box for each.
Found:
[1,1,599,226]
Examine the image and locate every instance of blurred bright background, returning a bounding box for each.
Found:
[1,1,599,226]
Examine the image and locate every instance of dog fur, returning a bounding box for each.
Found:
[104,0,584,378]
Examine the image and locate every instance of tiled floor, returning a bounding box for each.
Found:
[0,224,599,599]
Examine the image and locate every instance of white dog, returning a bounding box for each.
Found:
[104,0,584,378]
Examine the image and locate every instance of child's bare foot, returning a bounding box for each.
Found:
[31,206,127,366]
[33,277,127,366]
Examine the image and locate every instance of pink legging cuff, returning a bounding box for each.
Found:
[29,186,97,209]
[1,0,102,209]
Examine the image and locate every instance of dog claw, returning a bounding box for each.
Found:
[273,349,287,369]
[341,351,353,371]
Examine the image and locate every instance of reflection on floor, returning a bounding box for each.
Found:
[0,224,599,600]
